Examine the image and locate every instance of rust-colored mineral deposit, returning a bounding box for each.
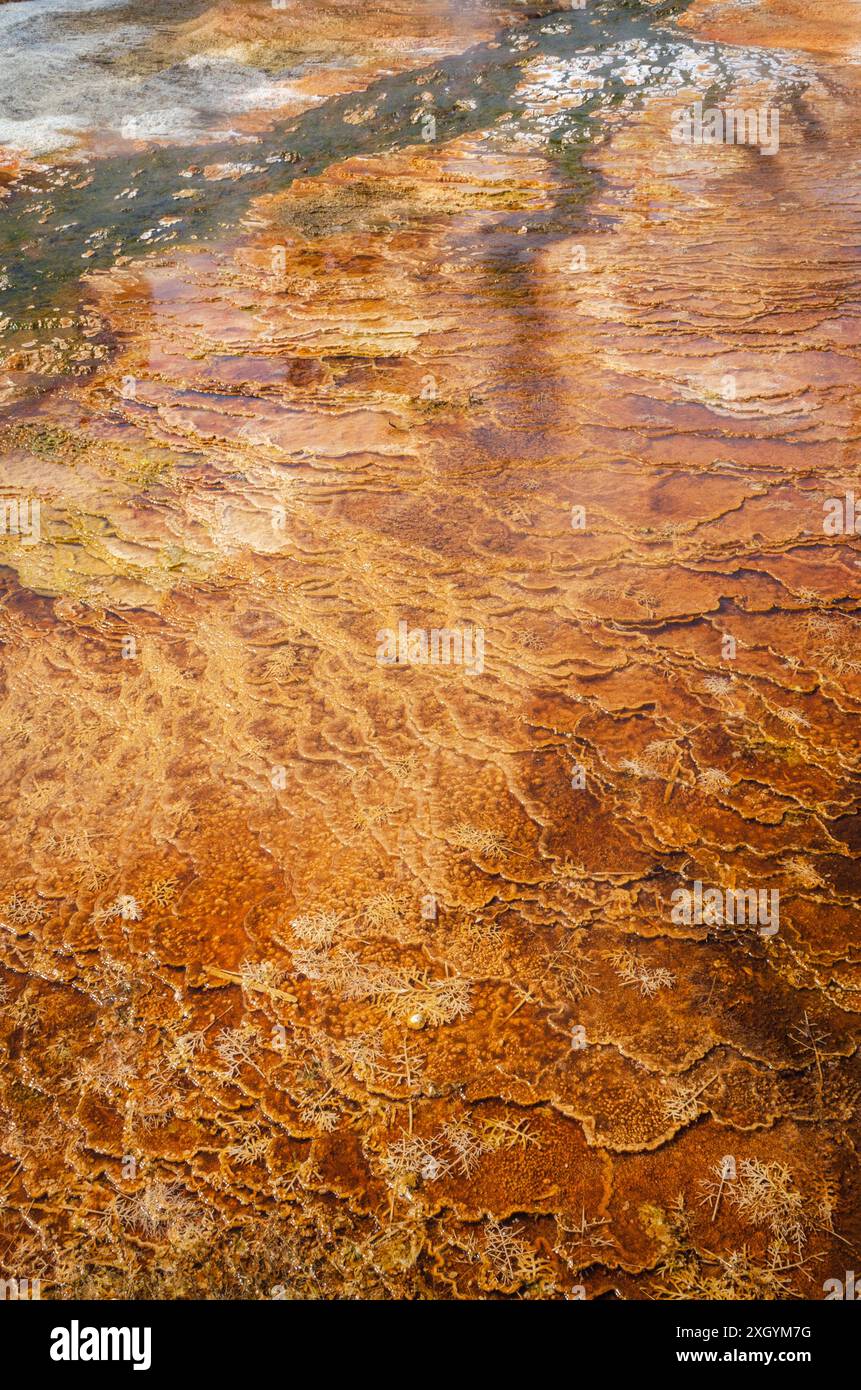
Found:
[0,0,858,1301]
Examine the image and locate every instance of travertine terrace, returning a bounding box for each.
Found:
[0,0,858,1299]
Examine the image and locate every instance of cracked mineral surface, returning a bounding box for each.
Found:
[0,0,858,1300]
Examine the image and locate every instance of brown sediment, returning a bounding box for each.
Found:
[679,0,861,58]
[0,0,859,1299]
[170,0,521,66]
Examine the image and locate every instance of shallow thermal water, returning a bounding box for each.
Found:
[0,0,858,1299]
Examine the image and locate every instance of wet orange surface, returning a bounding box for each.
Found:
[0,0,859,1298]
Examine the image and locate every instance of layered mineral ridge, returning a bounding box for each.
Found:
[0,0,859,1300]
